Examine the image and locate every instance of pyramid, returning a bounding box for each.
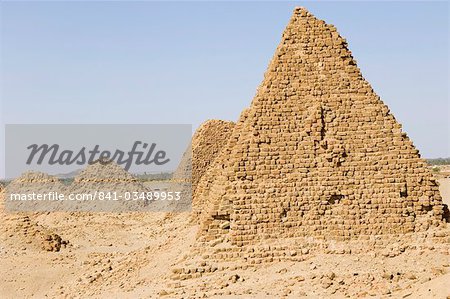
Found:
[73,159,142,184]
[65,159,151,211]
[172,120,235,214]
[195,7,446,246]
[5,171,65,198]
[173,120,235,191]
[191,120,235,194]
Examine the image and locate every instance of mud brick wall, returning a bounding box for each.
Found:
[173,120,234,191]
[195,7,446,246]
[173,120,235,214]
[191,120,235,195]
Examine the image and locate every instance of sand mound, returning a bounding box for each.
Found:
[66,159,150,212]
[0,215,68,252]
[6,171,64,191]
[74,159,141,184]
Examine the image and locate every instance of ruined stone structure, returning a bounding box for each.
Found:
[67,159,150,211]
[173,120,235,214]
[191,120,235,195]
[5,161,150,212]
[194,7,446,247]
[173,120,234,193]
[73,159,144,185]
[1,173,67,251]
[6,171,65,192]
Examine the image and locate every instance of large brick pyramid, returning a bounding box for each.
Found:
[195,7,446,246]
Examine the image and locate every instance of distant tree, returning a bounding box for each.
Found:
[432,167,441,173]
[426,158,450,166]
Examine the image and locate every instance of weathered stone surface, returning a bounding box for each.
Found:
[193,7,446,248]
[192,120,235,194]
[174,119,235,214]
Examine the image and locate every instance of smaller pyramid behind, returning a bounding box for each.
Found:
[4,163,150,212]
[191,120,235,193]
[194,7,446,247]
[173,120,235,213]
[193,112,250,220]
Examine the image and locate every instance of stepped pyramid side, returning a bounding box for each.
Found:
[193,112,249,220]
[173,120,235,215]
[195,7,446,246]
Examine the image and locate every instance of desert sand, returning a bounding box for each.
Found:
[0,198,449,298]
[1,7,449,299]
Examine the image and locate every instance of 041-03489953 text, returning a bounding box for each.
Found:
[8,191,182,201]
[95,191,181,201]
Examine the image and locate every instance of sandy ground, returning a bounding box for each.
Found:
[0,211,197,298]
[0,179,449,298]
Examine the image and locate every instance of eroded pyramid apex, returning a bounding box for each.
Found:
[293,6,312,16]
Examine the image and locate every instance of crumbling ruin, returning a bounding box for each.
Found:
[193,7,446,248]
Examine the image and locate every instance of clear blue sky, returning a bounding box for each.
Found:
[0,1,449,178]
